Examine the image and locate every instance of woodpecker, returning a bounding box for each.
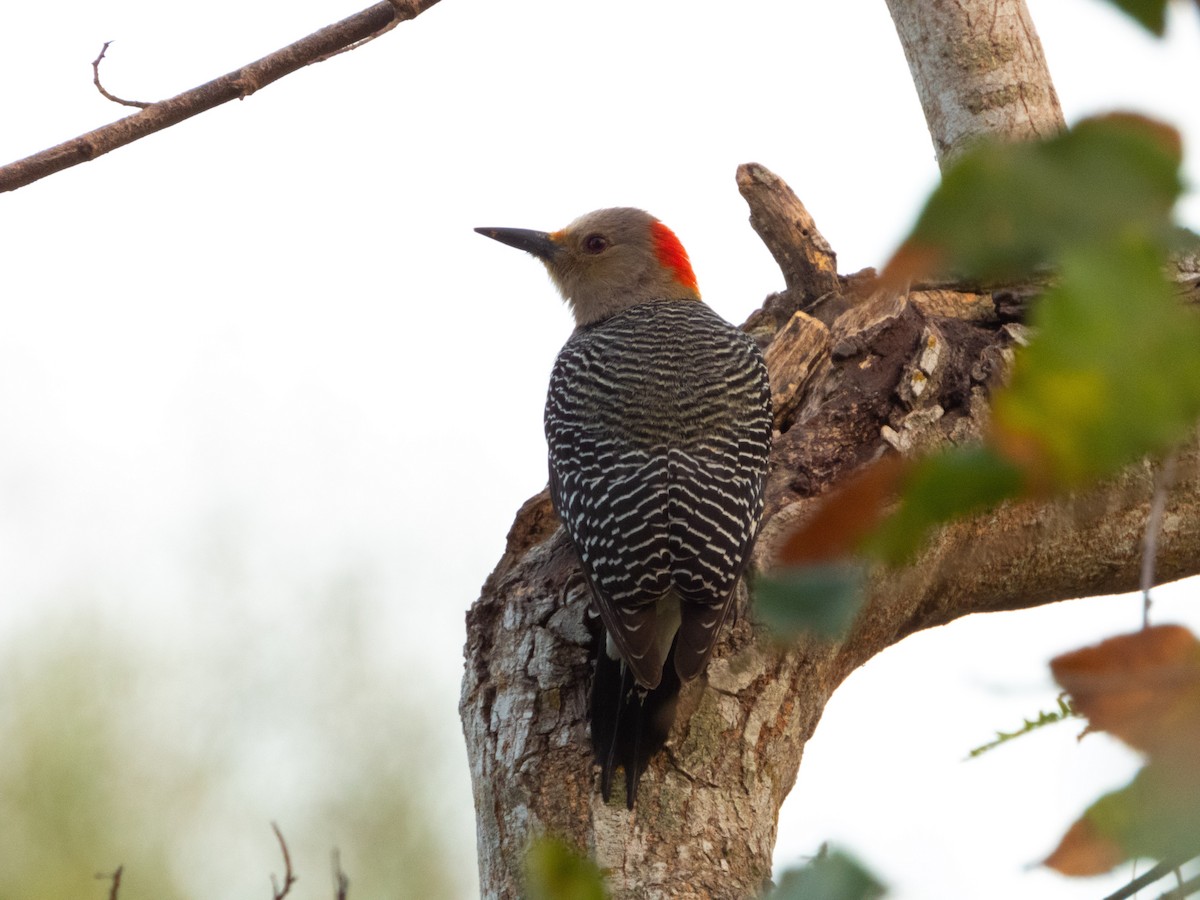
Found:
[476,208,772,807]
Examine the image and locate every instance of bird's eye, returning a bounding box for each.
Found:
[583,233,609,254]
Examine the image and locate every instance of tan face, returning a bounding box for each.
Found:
[477,208,701,327]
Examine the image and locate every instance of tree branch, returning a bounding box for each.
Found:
[883,0,1064,167]
[736,162,839,305]
[270,822,298,900]
[0,0,442,194]
[95,865,123,900]
[1102,853,1200,900]
[332,850,350,900]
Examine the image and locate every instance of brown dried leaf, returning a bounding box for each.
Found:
[879,241,941,289]
[774,457,910,565]
[1050,625,1200,763]
[1045,762,1200,877]
[1043,817,1126,877]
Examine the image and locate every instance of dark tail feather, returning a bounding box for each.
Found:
[591,639,682,809]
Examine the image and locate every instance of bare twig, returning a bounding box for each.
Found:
[92,42,152,109]
[1104,859,1175,900]
[1141,453,1178,628]
[332,849,350,900]
[1158,870,1200,900]
[270,822,298,900]
[1102,855,1200,900]
[0,0,442,193]
[94,865,123,900]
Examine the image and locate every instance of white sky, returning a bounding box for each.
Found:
[1,0,1199,897]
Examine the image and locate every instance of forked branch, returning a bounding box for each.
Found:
[0,0,442,193]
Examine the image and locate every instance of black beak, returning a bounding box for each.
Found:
[474,226,561,263]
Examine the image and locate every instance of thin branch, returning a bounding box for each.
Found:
[1101,855,1200,900]
[94,865,123,900]
[312,16,401,63]
[92,42,151,109]
[1158,871,1200,900]
[1104,859,1175,900]
[270,822,298,900]
[1141,453,1178,628]
[0,0,442,194]
[332,849,350,900]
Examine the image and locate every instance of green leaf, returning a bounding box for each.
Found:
[754,563,867,640]
[1081,763,1200,866]
[1100,0,1169,35]
[992,240,1200,485]
[771,849,886,900]
[525,837,607,900]
[865,447,1025,566]
[900,114,1182,281]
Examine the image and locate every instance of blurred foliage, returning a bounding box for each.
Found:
[893,113,1182,282]
[1100,0,1171,35]
[291,574,465,900]
[991,239,1200,488]
[755,563,867,641]
[763,113,1199,617]
[0,570,463,899]
[865,448,1025,565]
[1045,626,1200,876]
[525,836,608,900]
[770,848,886,900]
[758,110,1200,889]
[880,113,1197,554]
[0,616,186,900]
[773,458,907,567]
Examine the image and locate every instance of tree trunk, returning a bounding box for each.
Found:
[459,3,1198,897]
[884,0,1065,167]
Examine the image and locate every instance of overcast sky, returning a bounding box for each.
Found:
[2,1,1199,897]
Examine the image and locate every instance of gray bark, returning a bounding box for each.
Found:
[884,0,1065,167]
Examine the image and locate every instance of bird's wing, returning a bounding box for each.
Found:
[549,449,673,689]
[668,440,770,681]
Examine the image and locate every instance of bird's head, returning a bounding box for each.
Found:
[476,207,701,327]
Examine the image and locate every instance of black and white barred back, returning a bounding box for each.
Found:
[545,299,773,690]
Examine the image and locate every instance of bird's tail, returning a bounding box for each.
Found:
[590,637,682,809]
